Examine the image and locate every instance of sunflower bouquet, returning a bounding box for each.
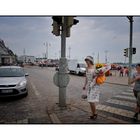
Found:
[95,63,111,84]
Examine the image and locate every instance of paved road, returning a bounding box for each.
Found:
[0,66,138,123]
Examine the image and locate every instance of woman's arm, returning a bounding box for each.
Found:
[131,76,140,84]
[131,78,136,84]
[83,76,87,90]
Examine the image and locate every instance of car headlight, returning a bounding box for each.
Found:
[17,80,27,87]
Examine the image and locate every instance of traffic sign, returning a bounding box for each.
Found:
[53,72,70,88]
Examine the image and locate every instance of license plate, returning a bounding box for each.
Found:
[1,89,13,93]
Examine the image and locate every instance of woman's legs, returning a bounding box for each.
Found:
[133,105,139,121]
[89,102,98,120]
[133,92,140,121]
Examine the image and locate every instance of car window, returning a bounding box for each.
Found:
[0,68,25,77]
[77,64,80,68]
[79,64,86,68]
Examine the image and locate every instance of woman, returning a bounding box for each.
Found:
[131,63,140,121]
[83,56,100,120]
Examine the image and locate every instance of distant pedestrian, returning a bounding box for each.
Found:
[82,56,99,120]
[125,67,129,77]
[131,63,140,121]
[120,67,124,77]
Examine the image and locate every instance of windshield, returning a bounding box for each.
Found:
[79,64,86,68]
[0,68,25,77]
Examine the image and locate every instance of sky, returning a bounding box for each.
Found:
[0,16,139,63]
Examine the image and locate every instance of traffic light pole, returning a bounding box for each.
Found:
[61,17,66,58]
[53,16,78,108]
[59,17,67,107]
[128,16,133,86]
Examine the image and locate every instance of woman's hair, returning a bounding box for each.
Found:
[85,56,94,65]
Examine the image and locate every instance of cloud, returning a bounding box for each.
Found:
[66,16,140,63]
[0,16,139,63]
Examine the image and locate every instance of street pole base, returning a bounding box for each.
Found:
[56,103,68,110]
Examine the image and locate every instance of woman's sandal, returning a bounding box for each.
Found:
[133,113,138,122]
[90,114,98,120]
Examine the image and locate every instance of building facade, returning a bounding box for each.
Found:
[0,39,16,66]
[18,55,36,63]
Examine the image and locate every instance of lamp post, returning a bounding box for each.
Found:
[0,53,1,65]
[92,52,95,64]
[44,42,51,59]
[105,50,108,64]
[68,46,71,59]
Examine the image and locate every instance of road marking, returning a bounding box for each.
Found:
[96,104,139,120]
[107,99,136,108]
[30,82,40,96]
[49,113,61,124]
[107,116,128,123]
[121,92,134,96]
[126,89,133,92]
[114,95,136,101]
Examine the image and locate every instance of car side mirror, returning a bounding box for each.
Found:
[25,73,29,76]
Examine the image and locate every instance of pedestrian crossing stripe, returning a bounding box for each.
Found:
[126,89,133,92]
[107,99,136,108]
[96,104,140,120]
[114,95,136,101]
[121,92,134,96]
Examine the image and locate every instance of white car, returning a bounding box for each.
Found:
[0,66,28,98]
[68,59,86,75]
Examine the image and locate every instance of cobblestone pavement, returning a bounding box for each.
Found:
[26,67,140,124]
[96,87,140,123]
[0,66,138,124]
[0,78,52,124]
[56,86,139,124]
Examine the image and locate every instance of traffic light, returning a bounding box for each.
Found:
[124,48,128,57]
[52,16,62,25]
[133,48,136,54]
[52,16,62,36]
[52,20,60,36]
[51,16,79,37]
[65,17,79,37]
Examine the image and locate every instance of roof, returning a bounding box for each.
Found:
[0,39,15,56]
[0,66,22,69]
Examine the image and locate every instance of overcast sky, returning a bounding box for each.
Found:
[0,16,139,63]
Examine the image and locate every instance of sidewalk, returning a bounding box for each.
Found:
[48,71,134,124]
[48,103,127,124]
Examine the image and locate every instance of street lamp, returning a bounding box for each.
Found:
[68,46,71,59]
[0,53,1,65]
[44,42,51,59]
[105,50,108,64]
[92,52,95,64]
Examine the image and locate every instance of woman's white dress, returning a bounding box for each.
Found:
[86,68,100,103]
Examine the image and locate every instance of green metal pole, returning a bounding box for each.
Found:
[128,16,133,86]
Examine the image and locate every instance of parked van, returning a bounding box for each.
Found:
[68,59,86,75]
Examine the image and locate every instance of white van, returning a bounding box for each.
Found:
[68,59,86,75]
